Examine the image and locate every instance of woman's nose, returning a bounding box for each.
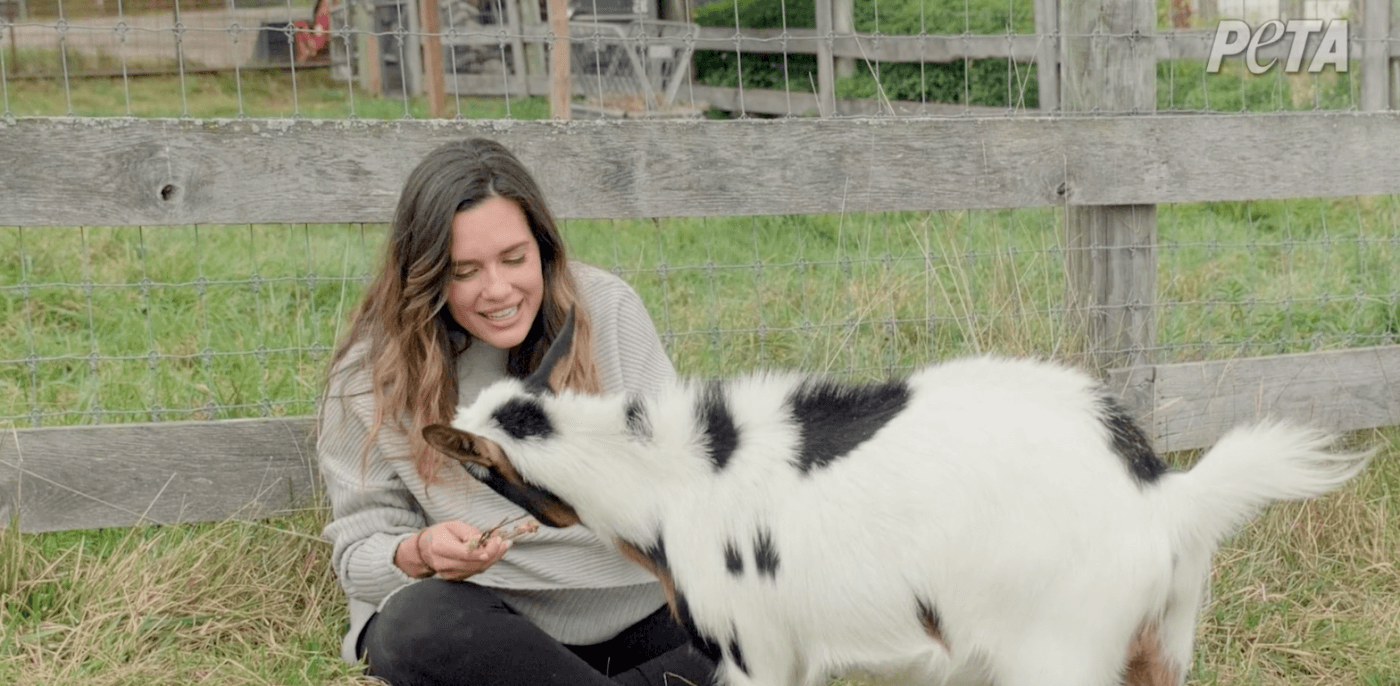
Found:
[480,267,512,299]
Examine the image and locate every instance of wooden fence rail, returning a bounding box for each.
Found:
[5,343,1396,534]
[1,418,319,533]
[456,24,1371,65]
[6,114,1400,225]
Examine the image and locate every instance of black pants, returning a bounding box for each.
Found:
[359,579,716,686]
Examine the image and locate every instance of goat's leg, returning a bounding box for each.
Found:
[1149,548,1211,686]
[686,636,803,686]
[1121,621,1183,686]
[992,636,1130,686]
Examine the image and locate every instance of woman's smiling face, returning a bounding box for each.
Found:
[446,195,544,350]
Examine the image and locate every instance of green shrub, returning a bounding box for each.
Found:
[692,0,1039,108]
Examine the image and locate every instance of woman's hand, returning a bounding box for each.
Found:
[397,520,511,581]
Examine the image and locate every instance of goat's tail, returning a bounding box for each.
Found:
[1144,421,1372,678]
[1154,420,1372,553]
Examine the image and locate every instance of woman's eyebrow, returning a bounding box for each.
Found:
[451,242,531,267]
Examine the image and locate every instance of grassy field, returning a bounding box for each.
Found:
[3,67,1400,684]
[2,63,554,119]
[6,199,1399,425]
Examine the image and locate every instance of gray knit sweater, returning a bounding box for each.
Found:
[319,262,677,663]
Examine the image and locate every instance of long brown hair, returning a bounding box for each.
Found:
[322,138,601,481]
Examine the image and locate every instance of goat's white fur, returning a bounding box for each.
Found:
[433,355,1371,686]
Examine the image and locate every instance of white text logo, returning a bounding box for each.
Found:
[1207,20,1349,74]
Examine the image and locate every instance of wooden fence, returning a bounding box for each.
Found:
[431,0,1400,116]
[3,0,1400,533]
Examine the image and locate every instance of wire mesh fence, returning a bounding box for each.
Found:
[5,196,1399,427]
[0,0,1377,118]
[3,0,1399,430]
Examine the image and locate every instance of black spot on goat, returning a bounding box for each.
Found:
[754,527,780,579]
[492,397,554,440]
[724,540,744,576]
[787,378,911,473]
[697,381,739,471]
[617,535,668,578]
[728,636,750,676]
[640,537,667,570]
[916,597,949,650]
[1097,394,1168,485]
[624,395,651,440]
[673,592,723,663]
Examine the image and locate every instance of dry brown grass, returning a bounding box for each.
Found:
[2,433,1394,686]
[1188,431,1400,686]
[0,505,381,685]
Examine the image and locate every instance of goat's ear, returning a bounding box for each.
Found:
[522,308,575,394]
[423,424,490,466]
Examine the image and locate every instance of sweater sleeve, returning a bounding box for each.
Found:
[576,264,677,396]
[612,283,677,396]
[317,357,422,607]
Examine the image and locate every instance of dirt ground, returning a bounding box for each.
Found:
[8,6,317,69]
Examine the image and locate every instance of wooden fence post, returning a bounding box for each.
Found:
[1392,0,1400,109]
[358,2,382,96]
[503,0,529,98]
[4,0,22,68]
[547,0,570,119]
[833,0,854,79]
[1060,0,1158,374]
[814,0,836,116]
[401,0,424,97]
[1197,0,1217,24]
[1361,0,1390,111]
[418,0,447,116]
[1034,0,1059,112]
[521,0,546,92]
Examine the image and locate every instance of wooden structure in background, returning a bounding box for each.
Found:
[426,0,1395,116]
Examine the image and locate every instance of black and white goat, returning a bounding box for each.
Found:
[423,312,1372,686]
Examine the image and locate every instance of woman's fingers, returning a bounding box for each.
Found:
[421,522,513,579]
[436,537,511,580]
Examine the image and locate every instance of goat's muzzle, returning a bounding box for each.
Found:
[423,424,581,528]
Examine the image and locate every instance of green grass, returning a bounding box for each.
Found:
[8,198,1399,424]
[18,0,234,20]
[3,62,552,119]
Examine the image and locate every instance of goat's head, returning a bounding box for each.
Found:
[423,309,582,528]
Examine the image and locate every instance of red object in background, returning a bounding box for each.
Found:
[293,0,333,63]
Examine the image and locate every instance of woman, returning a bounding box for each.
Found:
[317,138,715,685]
